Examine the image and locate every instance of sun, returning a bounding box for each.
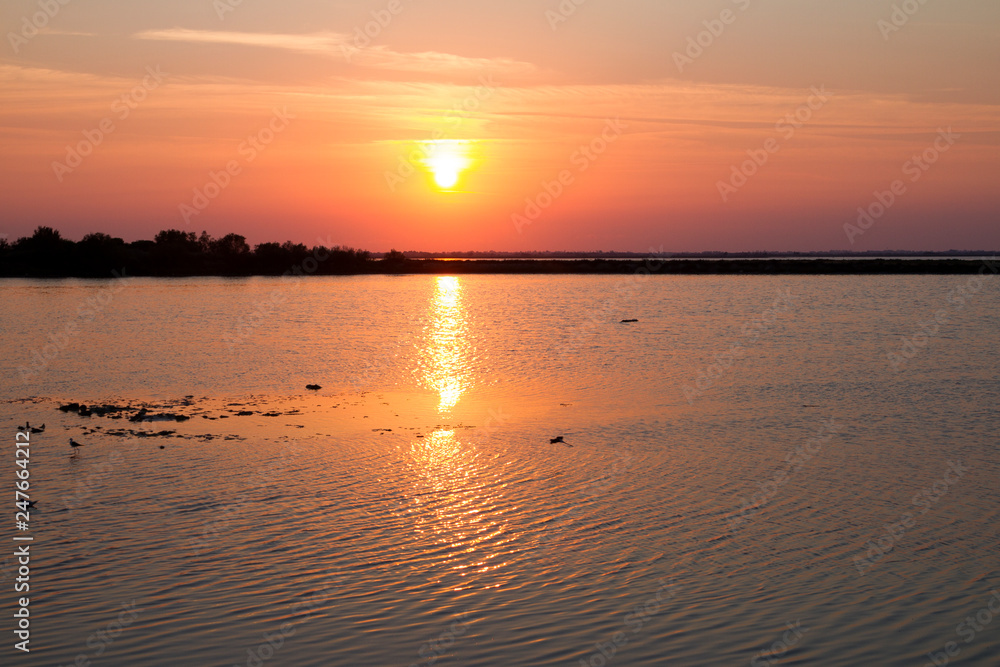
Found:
[422,140,472,191]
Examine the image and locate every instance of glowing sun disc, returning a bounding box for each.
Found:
[423,141,472,191]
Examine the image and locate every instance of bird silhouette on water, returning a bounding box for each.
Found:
[550,436,572,447]
[69,438,85,455]
[30,424,45,434]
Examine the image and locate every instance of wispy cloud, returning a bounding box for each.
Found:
[131,29,538,79]
[132,29,351,54]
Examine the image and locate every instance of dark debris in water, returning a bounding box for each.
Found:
[59,402,193,423]
[105,429,177,438]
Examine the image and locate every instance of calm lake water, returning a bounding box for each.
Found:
[1,274,998,666]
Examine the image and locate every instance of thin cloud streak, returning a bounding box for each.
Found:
[131,28,539,79]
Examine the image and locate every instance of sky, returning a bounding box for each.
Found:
[1,0,998,252]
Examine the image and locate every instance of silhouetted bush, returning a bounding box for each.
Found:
[0,228,372,277]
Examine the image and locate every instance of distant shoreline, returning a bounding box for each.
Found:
[5,228,997,277]
[3,257,998,278]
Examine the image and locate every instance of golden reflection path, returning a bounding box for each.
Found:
[404,278,516,581]
[420,276,471,414]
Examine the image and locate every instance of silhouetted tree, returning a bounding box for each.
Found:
[78,232,128,277]
[211,233,250,256]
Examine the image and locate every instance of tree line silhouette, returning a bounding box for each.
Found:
[0,227,376,277]
[0,227,993,277]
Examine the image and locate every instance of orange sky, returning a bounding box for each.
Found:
[1,0,998,251]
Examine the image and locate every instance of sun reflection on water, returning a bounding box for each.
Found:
[404,429,513,579]
[421,276,471,414]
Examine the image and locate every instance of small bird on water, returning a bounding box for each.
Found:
[69,438,85,455]
[550,436,572,447]
[31,424,45,433]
